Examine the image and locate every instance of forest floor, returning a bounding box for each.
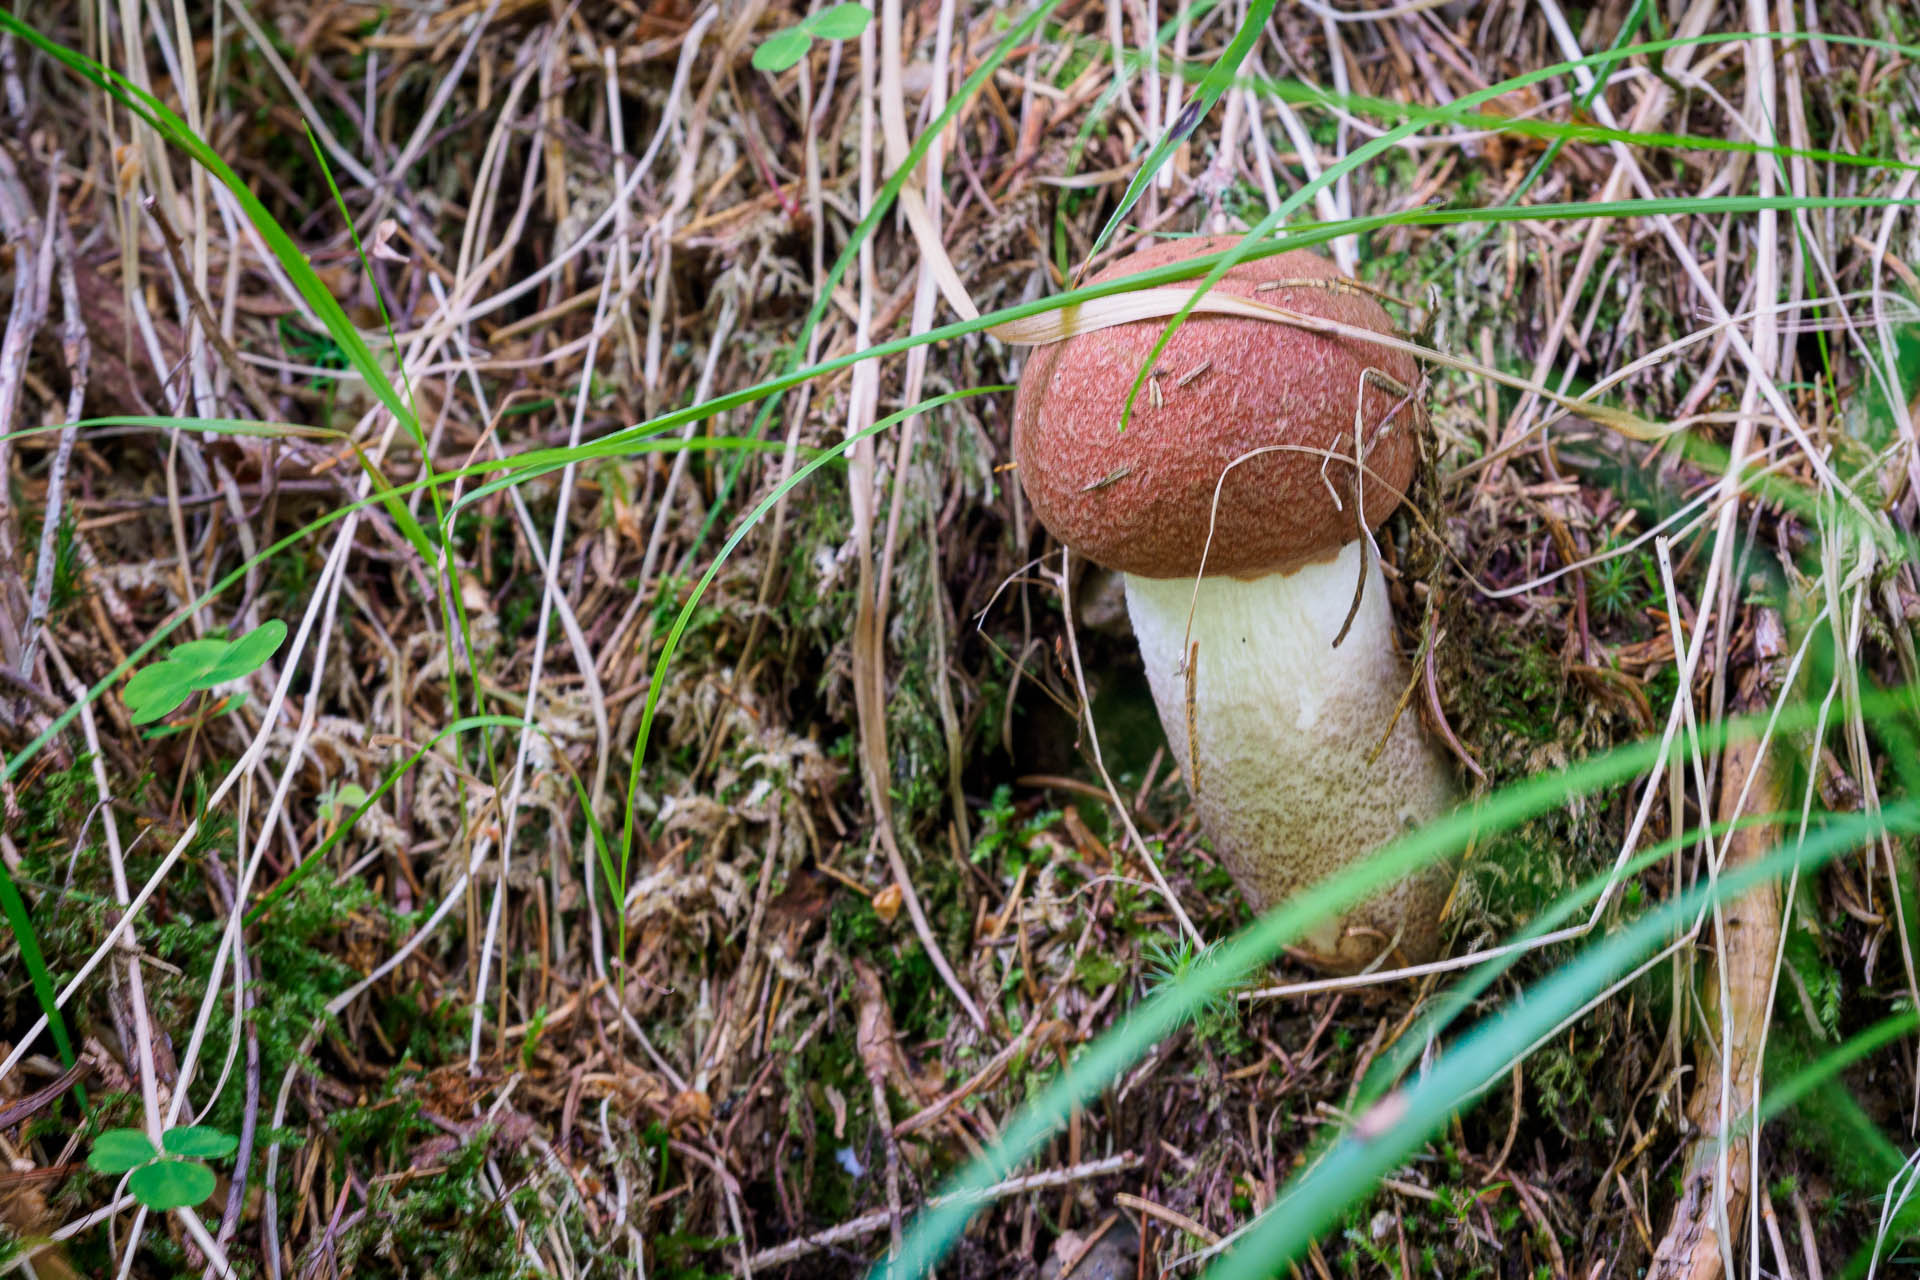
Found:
[2,1,1920,1277]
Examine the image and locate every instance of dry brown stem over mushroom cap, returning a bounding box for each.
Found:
[1011,238,1423,580]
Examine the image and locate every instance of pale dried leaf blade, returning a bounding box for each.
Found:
[1575,398,1675,442]
[985,289,1281,345]
[990,289,1677,441]
[899,187,979,321]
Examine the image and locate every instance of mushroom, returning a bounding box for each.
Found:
[1011,237,1456,970]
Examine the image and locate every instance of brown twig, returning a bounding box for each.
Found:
[0,142,51,668]
[1648,640,1785,1280]
[21,150,86,676]
[740,1153,1143,1270]
[143,195,282,425]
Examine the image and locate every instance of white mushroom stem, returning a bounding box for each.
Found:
[1123,541,1456,967]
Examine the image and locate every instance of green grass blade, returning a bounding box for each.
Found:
[879,702,1855,1276]
[0,430,795,790]
[0,865,77,1072]
[0,15,414,431]
[1109,28,1920,434]
[1199,805,1913,1279]
[1762,1010,1920,1126]
[674,0,1060,584]
[243,714,527,928]
[0,415,343,445]
[0,174,1909,796]
[1089,0,1270,261]
[1355,810,1789,1107]
[617,386,1009,922]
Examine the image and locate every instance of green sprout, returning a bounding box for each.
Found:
[752,4,873,74]
[122,619,287,727]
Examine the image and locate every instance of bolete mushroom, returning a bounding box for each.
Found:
[1011,236,1455,970]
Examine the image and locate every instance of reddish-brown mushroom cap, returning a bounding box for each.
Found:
[1011,238,1423,580]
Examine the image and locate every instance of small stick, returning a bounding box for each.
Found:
[740,1153,1142,1270]
[893,1018,1067,1140]
[1114,1192,1219,1246]
[143,196,281,424]
[0,146,51,664]
[1647,703,1783,1279]
[1056,551,1204,947]
[22,153,87,676]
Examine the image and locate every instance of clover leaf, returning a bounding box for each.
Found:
[752,26,812,72]
[127,1158,216,1211]
[752,4,873,74]
[162,1125,240,1159]
[90,1125,235,1212]
[124,619,287,725]
[806,3,873,39]
[87,1128,158,1174]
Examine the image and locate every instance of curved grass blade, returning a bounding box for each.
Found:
[877,700,1861,1276]
[1761,1010,1920,1126]
[1109,28,1920,435]
[618,387,1008,920]
[0,15,413,431]
[243,715,527,928]
[1349,810,1792,1109]
[1197,803,1913,1278]
[2,15,490,795]
[0,430,794,790]
[676,0,1060,582]
[1089,0,1271,261]
[0,415,344,445]
[3,172,1913,795]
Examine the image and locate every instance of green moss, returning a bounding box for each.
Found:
[332,1125,556,1278]
[160,870,377,1126]
[376,984,471,1065]
[326,1074,439,1166]
[1074,949,1123,994]
[651,1231,737,1280]
[1585,538,1661,625]
[5,747,526,1277]
[1144,937,1247,1056]
[969,784,1062,876]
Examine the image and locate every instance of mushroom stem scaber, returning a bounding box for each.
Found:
[1125,547,1454,965]
[1012,237,1457,971]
